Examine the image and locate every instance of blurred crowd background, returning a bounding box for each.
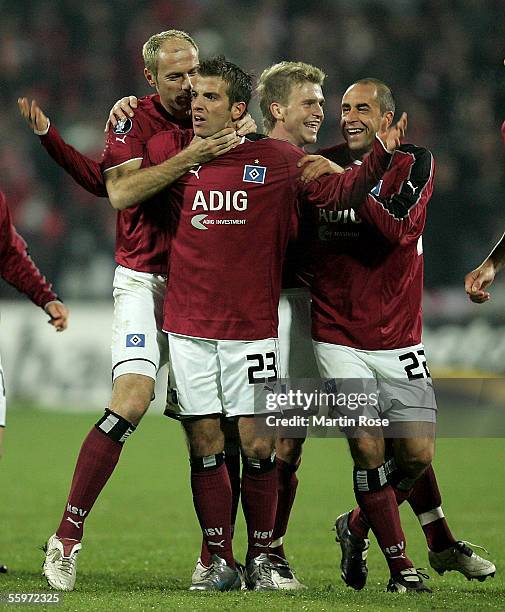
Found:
[1,0,504,300]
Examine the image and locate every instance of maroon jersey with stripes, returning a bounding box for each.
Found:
[309,142,434,350]
[39,94,191,274]
[146,133,392,340]
[0,190,58,308]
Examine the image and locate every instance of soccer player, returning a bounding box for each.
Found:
[255,61,329,589]
[0,188,68,571]
[145,56,405,591]
[19,29,250,591]
[189,61,327,591]
[298,78,496,592]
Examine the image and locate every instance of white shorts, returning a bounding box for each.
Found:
[111,266,169,381]
[314,342,437,423]
[0,355,5,427]
[166,333,280,419]
[278,288,319,379]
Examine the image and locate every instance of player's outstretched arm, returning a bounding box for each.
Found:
[464,233,505,303]
[106,127,240,210]
[0,192,64,314]
[299,137,393,211]
[45,300,69,332]
[296,155,345,182]
[17,98,107,197]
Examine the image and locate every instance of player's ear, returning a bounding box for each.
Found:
[231,101,247,122]
[144,68,157,88]
[383,111,394,129]
[270,101,285,122]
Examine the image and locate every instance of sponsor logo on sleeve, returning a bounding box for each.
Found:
[369,179,383,196]
[126,333,145,347]
[243,164,266,184]
[113,118,133,135]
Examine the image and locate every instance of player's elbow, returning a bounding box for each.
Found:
[107,186,130,210]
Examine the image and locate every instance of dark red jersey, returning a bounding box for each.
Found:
[0,191,58,308]
[39,94,191,274]
[146,133,392,340]
[308,142,434,350]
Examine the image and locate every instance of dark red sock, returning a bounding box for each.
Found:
[56,427,123,540]
[407,465,456,552]
[271,458,298,558]
[348,483,411,540]
[348,507,370,539]
[355,470,413,576]
[241,459,278,562]
[191,462,235,567]
[199,447,241,566]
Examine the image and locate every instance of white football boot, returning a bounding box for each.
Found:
[429,541,496,581]
[43,534,81,591]
[269,554,306,590]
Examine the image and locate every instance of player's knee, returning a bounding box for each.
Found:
[189,437,224,457]
[399,448,433,478]
[241,436,275,460]
[110,374,155,424]
[350,437,384,469]
[95,409,136,444]
[276,437,304,465]
[184,422,225,457]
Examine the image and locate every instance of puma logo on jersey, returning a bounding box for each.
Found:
[115,135,127,144]
[189,165,202,179]
[66,517,83,529]
[407,180,419,194]
[252,541,273,548]
[192,190,248,211]
[208,540,225,548]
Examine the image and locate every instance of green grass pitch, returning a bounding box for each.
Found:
[0,407,503,610]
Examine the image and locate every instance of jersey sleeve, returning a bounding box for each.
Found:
[102,115,146,172]
[39,124,107,197]
[297,138,393,210]
[0,192,59,308]
[298,136,393,210]
[359,146,434,244]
